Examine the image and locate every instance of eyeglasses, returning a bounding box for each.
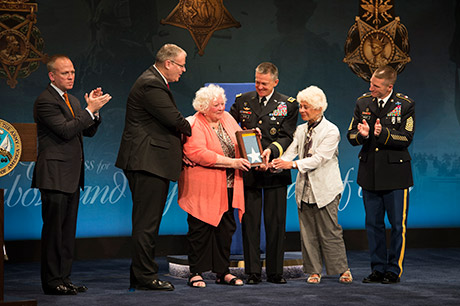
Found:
[170,60,186,69]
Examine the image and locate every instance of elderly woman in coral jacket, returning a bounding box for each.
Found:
[178,84,251,288]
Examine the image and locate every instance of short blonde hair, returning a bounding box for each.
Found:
[296,85,328,114]
[192,84,227,113]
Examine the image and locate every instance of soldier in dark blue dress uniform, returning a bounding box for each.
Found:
[230,62,298,284]
[347,65,415,284]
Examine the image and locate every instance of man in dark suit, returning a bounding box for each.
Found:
[347,65,415,284]
[116,43,191,291]
[32,54,111,295]
[229,62,298,284]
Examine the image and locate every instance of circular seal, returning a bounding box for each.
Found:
[269,127,277,136]
[0,119,22,177]
[360,30,395,68]
[0,29,29,66]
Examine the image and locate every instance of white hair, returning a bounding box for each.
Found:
[296,85,328,113]
[192,84,227,113]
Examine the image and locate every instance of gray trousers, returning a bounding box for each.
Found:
[298,195,349,275]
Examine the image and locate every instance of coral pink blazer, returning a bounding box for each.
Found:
[178,111,245,226]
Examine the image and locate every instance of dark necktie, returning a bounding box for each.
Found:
[260,96,266,106]
[303,118,322,158]
[378,100,384,109]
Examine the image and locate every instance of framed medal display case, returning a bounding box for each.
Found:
[235,129,264,167]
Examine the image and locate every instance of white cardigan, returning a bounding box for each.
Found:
[281,117,343,208]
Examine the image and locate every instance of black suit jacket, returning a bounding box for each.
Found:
[347,91,415,191]
[229,90,298,188]
[32,84,100,193]
[115,66,191,181]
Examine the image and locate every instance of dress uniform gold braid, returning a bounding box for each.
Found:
[384,127,391,145]
[272,141,283,156]
[348,117,354,131]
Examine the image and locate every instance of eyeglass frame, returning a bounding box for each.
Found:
[170,59,186,69]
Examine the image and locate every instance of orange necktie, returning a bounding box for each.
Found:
[63,92,75,117]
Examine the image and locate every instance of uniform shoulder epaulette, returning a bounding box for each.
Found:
[395,93,413,103]
[357,93,372,100]
[287,97,295,103]
[235,93,242,98]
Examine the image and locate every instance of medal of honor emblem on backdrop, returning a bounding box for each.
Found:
[161,0,240,55]
[0,0,47,88]
[343,0,411,81]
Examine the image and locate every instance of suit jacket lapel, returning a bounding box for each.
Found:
[248,94,261,115]
[260,91,281,117]
[150,66,176,106]
[47,85,75,119]
[380,93,395,117]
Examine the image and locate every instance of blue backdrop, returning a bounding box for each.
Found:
[1,0,460,242]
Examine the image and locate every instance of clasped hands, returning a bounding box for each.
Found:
[358,118,382,137]
[85,87,112,115]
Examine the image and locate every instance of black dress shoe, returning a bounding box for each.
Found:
[43,284,78,295]
[65,282,88,292]
[246,274,262,285]
[267,274,287,284]
[362,270,384,283]
[382,271,400,284]
[135,279,175,291]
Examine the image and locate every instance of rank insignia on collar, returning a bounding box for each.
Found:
[287,97,295,103]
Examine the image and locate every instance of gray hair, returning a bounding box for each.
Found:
[255,62,278,81]
[296,85,328,114]
[155,43,187,63]
[192,84,227,113]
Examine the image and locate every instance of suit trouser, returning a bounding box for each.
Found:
[125,170,170,285]
[363,188,409,277]
[187,189,236,275]
[40,188,80,289]
[242,185,287,277]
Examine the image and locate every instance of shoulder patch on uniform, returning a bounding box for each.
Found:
[287,97,295,102]
[235,93,242,98]
[396,93,413,103]
[357,93,372,100]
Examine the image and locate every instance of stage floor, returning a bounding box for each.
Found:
[3,248,460,306]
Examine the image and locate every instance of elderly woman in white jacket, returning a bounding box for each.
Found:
[272,85,352,284]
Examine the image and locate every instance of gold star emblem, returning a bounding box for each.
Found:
[343,0,410,81]
[0,1,47,88]
[161,0,240,56]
